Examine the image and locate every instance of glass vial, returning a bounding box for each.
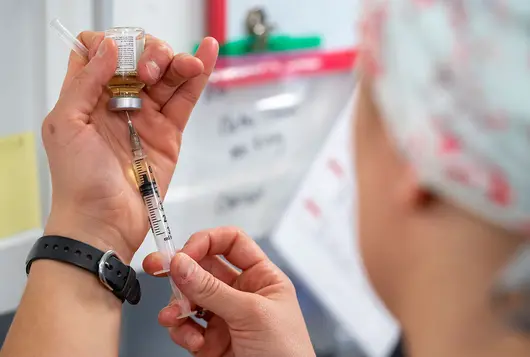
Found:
[105,27,146,111]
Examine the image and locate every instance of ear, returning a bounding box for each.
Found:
[397,165,435,211]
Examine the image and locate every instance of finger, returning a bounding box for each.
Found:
[158,304,189,328]
[168,320,205,353]
[143,252,168,276]
[183,227,268,271]
[145,53,204,108]
[170,253,250,320]
[200,256,240,285]
[136,35,174,86]
[54,38,118,123]
[162,37,219,132]
[196,319,231,357]
[196,256,240,321]
[161,299,208,326]
[148,252,239,323]
[62,33,171,96]
[144,253,240,286]
[61,31,105,94]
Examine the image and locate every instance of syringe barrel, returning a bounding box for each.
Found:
[142,191,176,270]
[131,150,194,318]
[49,18,89,59]
[133,155,175,269]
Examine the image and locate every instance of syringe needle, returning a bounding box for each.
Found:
[126,112,142,153]
[126,113,134,135]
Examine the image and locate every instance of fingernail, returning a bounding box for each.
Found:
[209,37,219,51]
[159,305,179,322]
[146,60,161,81]
[176,253,195,280]
[97,39,108,57]
[154,269,170,277]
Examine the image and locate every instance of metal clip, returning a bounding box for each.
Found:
[246,8,274,53]
[98,250,117,291]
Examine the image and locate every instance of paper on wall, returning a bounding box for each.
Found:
[0,132,41,239]
[270,98,399,357]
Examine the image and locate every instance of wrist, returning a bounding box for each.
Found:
[28,259,123,309]
[45,210,134,264]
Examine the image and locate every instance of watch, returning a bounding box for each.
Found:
[26,236,141,305]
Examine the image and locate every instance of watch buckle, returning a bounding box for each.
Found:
[98,250,117,291]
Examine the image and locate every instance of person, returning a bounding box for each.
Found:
[2,1,530,356]
[0,31,315,357]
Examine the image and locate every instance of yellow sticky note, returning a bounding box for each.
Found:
[0,132,41,239]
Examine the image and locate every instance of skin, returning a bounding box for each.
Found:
[145,74,530,357]
[0,30,314,357]
[3,20,526,357]
[0,32,218,357]
[354,76,530,357]
[143,227,315,357]
[43,33,215,264]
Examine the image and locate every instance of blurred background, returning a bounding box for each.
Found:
[0,0,399,356]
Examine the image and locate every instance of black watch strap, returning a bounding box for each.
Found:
[26,236,141,305]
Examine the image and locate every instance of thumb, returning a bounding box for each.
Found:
[56,38,117,121]
[171,253,249,320]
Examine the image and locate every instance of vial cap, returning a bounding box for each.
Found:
[108,97,142,111]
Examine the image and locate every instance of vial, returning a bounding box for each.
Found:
[105,27,146,111]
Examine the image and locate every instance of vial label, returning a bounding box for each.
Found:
[111,35,137,73]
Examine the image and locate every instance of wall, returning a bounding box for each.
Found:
[0,1,363,355]
[111,0,204,54]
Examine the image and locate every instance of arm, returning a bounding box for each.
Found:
[0,31,218,357]
[1,36,124,357]
[1,259,121,357]
[1,210,128,357]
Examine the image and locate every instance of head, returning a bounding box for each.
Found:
[354,1,530,355]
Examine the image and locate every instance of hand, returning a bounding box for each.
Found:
[43,32,218,262]
[143,227,316,357]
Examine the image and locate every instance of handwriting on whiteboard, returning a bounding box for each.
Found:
[219,114,255,135]
[229,132,286,161]
[215,188,264,214]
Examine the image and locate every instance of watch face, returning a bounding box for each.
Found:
[491,244,530,332]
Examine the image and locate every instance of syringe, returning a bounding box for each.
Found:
[126,112,194,318]
[49,19,196,318]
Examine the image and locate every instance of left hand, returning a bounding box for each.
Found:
[43,32,218,262]
[143,227,315,357]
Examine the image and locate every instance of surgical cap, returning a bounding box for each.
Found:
[360,0,530,233]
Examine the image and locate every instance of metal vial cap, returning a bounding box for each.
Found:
[108,97,142,111]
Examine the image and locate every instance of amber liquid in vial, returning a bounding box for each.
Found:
[105,27,145,110]
[107,71,145,98]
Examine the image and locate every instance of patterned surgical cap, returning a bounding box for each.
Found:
[360,0,530,233]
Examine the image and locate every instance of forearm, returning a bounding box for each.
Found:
[0,260,122,357]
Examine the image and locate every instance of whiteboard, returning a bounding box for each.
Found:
[270,97,399,357]
[132,73,355,268]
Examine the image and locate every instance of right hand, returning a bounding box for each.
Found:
[143,227,315,357]
[43,31,218,263]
